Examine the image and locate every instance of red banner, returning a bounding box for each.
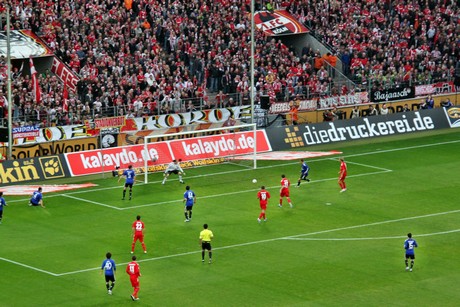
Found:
[254,10,309,36]
[415,81,456,96]
[65,143,172,176]
[168,130,271,161]
[51,56,79,92]
[64,130,271,176]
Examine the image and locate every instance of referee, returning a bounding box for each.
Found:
[199,224,214,263]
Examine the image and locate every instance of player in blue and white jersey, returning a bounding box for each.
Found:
[0,192,8,223]
[119,165,136,200]
[29,187,45,208]
[404,233,418,272]
[296,159,310,187]
[183,185,196,222]
[101,252,116,295]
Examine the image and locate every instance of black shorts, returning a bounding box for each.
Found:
[185,205,193,211]
[124,183,133,188]
[166,170,179,175]
[0,211,3,218]
[105,275,115,283]
[405,254,415,260]
[30,202,40,206]
[202,242,212,250]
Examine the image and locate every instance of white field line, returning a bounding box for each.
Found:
[120,169,392,210]
[7,169,392,210]
[332,159,392,171]
[0,257,59,276]
[284,229,460,241]
[5,208,459,277]
[61,194,122,210]
[7,138,459,204]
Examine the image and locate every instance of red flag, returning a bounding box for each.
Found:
[63,81,69,113]
[29,57,42,104]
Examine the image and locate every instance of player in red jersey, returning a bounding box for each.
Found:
[338,158,347,192]
[131,215,147,254]
[279,174,293,208]
[126,255,141,301]
[257,186,271,223]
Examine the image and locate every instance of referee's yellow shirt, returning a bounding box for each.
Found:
[199,229,213,242]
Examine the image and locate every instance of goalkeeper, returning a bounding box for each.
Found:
[162,159,185,185]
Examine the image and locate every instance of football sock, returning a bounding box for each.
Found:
[106,282,110,290]
[297,180,300,186]
[133,288,139,297]
[131,243,135,252]
[111,282,115,290]
[189,211,192,219]
[202,250,205,260]
[185,212,188,219]
[405,260,408,267]
[123,190,126,198]
[179,175,183,181]
[259,213,264,219]
[209,252,212,260]
[129,190,132,198]
[142,243,146,251]
[410,260,414,268]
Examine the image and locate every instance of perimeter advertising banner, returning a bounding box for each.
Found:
[265,108,451,150]
[0,155,71,184]
[443,106,460,128]
[64,130,271,176]
[12,137,99,159]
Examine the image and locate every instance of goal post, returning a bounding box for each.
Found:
[143,123,258,183]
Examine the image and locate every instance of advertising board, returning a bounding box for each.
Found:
[12,137,98,159]
[64,130,271,176]
[265,108,451,150]
[0,155,70,184]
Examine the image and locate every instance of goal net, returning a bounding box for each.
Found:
[142,123,261,183]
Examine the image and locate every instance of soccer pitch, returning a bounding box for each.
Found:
[1,129,459,306]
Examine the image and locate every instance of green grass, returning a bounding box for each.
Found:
[1,128,460,306]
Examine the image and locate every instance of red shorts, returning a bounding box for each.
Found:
[130,276,139,288]
[339,174,347,181]
[260,204,267,210]
[280,188,290,197]
[133,233,144,242]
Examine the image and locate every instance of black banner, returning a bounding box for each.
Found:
[0,154,71,184]
[371,86,415,103]
[12,137,98,159]
[265,108,451,150]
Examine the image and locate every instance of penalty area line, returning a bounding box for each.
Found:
[0,257,59,276]
[121,169,392,210]
[283,229,460,241]
[61,194,121,210]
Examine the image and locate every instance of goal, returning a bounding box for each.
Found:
[143,123,258,183]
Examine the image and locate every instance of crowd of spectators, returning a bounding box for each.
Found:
[288,0,460,89]
[0,0,458,128]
